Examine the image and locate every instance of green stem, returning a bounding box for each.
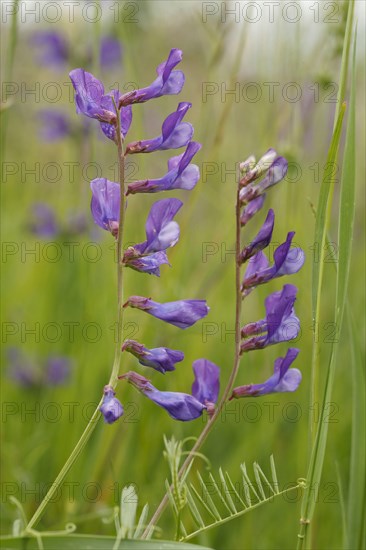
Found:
[25,105,126,532]
[109,98,126,387]
[142,185,244,538]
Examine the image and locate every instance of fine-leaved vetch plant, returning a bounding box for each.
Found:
[20,48,305,545]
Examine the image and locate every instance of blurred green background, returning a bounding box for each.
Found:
[1,1,365,548]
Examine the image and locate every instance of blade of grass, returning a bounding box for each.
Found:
[340,37,363,549]
[333,0,355,128]
[297,15,356,549]
[346,310,366,550]
[310,0,354,442]
[309,102,346,439]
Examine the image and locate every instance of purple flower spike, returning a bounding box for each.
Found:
[231,348,301,398]
[37,110,71,141]
[126,102,193,154]
[242,232,305,290]
[240,209,275,263]
[100,90,132,141]
[100,385,124,424]
[241,284,300,352]
[122,371,205,422]
[69,69,116,124]
[192,359,220,407]
[28,203,59,238]
[31,31,68,69]
[126,142,201,195]
[122,339,184,374]
[100,37,122,69]
[240,195,265,226]
[90,178,120,237]
[119,49,184,107]
[123,296,209,329]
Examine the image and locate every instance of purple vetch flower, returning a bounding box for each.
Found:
[45,356,71,385]
[122,339,184,374]
[240,149,277,185]
[28,203,59,238]
[123,198,182,275]
[37,110,71,141]
[123,296,209,329]
[123,252,170,276]
[90,178,120,236]
[240,209,274,263]
[121,359,220,421]
[69,69,116,124]
[99,89,132,141]
[126,102,193,154]
[231,348,301,398]
[241,284,300,352]
[122,371,204,421]
[240,195,265,226]
[100,36,122,68]
[119,49,184,107]
[239,154,288,205]
[242,232,305,291]
[31,31,68,69]
[126,141,201,195]
[191,359,220,414]
[100,385,124,424]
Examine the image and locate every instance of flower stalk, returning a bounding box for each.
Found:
[108,97,126,387]
[141,181,244,537]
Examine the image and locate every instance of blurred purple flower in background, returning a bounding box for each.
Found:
[28,203,59,238]
[231,348,301,398]
[45,356,72,385]
[122,339,184,374]
[123,296,209,329]
[100,36,122,68]
[31,31,122,71]
[6,348,72,388]
[31,31,69,69]
[27,203,89,239]
[37,110,71,141]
